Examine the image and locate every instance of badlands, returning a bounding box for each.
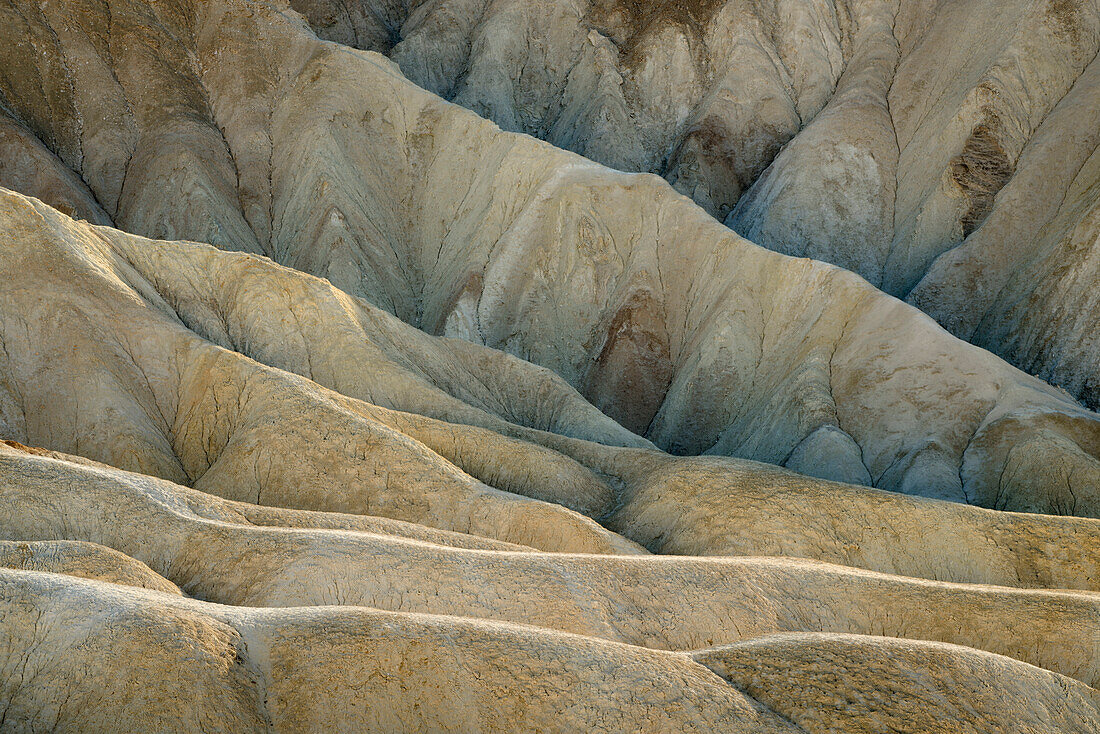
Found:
[0,0,1099,731]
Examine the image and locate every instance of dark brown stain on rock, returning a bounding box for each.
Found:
[1047,0,1084,47]
[588,0,727,59]
[669,112,793,217]
[2,439,51,456]
[582,288,673,435]
[950,112,1014,238]
[592,0,728,33]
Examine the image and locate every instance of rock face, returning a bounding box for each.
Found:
[0,0,1099,730]
[1,0,1099,503]
[283,0,1100,410]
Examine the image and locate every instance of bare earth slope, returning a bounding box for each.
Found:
[4,415,1100,730]
[0,0,1098,505]
[286,0,1100,411]
[2,182,1100,728]
[1,0,1100,730]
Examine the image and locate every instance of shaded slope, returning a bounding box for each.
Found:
[283,0,1100,410]
[0,0,1098,718]
[0,0,1098,504]
[4,191,1100,586]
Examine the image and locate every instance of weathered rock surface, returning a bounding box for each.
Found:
[0,537,181,595]
[10,442,1100,679]
[5,441,1100,730]
[1,0,1100,729]
[1,182,1100,727]
[697,633,1100,734]
[284,0,1100,410]
[3,186,1100,518]
[0,0,1098,502]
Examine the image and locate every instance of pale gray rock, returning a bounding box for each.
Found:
[279,0,1100,409]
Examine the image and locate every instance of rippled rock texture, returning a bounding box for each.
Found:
[1,0,1099,731]
[288,0,1100,410]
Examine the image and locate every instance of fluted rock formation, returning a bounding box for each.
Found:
[0,0,1098,501]
[279,0,1100,410]
[1,0,1099,730]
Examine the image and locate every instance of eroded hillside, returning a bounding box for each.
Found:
[1,0,1099,731]
[285,0,1100,410]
